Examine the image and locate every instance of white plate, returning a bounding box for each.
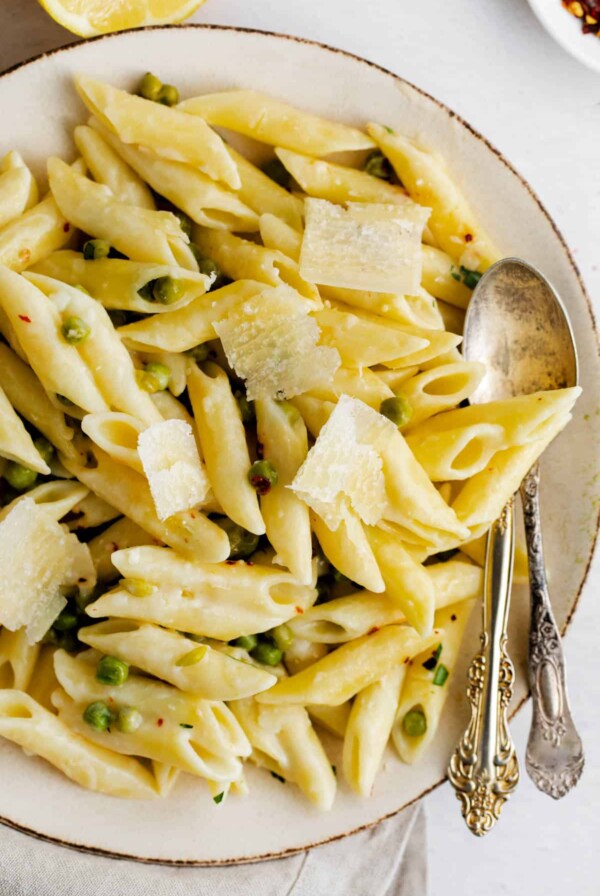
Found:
[0,25,598,865]
[527,0,600,72]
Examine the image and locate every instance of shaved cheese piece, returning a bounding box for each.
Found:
[299,199,430,294]
[0,498,94,643]
[291,395,396,530]
[214,286,340,400]
[137,420,209,521]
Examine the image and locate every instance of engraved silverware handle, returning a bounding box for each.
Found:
[520,463,584,798]
[448,497,520,836]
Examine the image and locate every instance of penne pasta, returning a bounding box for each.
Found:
[227,146,303,230]
[76,77,240,190]
[86,544,316,640]
[79,620,276,700]
[73,124,155,209]
[187,363,265,535]
[367,124,501,271]
[179,89,374,156]
[31,251,209,314]
[48,157,190,266]
[255,399,313,584]
[392,599,476,763]
[0,690,157,798]
[256,624,442,706]
[88,516,156,581]
[90,120,258,232]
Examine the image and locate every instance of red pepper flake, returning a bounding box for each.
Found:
[63,222,71,233]
[451,614,457,621]
[464,233,473,242]
[404,657,410,664]
[110,542,119,552]
[226,559,237,566]
[256,440,264,460]
[295,606,304,614]
[190,511,196,519]
[368,626,380,635]
[108,696,114,703]
[246,560,254,566]
[18,314,31,323]
[157,718,164,727]
[563,1,600,34]
[250,475,272,496]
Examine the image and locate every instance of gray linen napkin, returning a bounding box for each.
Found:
[0,804,426,896]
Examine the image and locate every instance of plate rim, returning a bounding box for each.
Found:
[0,21,598,866]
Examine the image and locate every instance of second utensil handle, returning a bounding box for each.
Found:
[448,497,520,836]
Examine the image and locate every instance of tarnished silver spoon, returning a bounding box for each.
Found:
[448,257,583,834]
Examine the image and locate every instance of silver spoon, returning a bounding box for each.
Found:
[447,257,583,834]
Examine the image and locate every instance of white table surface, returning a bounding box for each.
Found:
[4,1,600,893]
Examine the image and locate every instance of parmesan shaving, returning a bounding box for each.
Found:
[290,395,396,530]
[214,286,340,400]
[137,419,210,521]
[0,497,93,643]
[299,198,430,294]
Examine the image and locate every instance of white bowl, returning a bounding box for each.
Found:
[0,25,598,865]
[528,0,600,72]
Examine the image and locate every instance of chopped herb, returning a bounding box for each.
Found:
[422,643,443,671]
[180,723,194,729]
[383,125,394,134]
[270,771,285,783]
[433,663,449,687]
[213,792,225,804]
[451,265,483,290]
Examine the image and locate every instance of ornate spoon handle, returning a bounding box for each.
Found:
[520,463,584,798]
[448,498,519,836]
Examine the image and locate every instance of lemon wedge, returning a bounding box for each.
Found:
[38,0,205,38]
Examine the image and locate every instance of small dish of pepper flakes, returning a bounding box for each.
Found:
[564,1,600,36]
[528,0,600,72]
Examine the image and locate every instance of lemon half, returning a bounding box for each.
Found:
[38,0,206,38]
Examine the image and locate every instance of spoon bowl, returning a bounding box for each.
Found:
[464,257,579,399]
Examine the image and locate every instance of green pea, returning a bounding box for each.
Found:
[4,462,37,491]
[34,437,54,467]
[172,209,193,239]
[215,517,260,560]
[52,607,78,632]
[158,84,179,107]
[151,276,184,305]
[137,362,171,393]
[61,315,91,345]
[116,706,143,734]
[230,634,258,651]
[191,250,221,283]
[82,239,111,260]
[96,655,129,686]
[261,157,291,189]
[364,149,393,181]
[234,391,255,425]
[83,701,114,732]
[187,344,209,362]
[380,395,413,428]
[402,706,427,737]
[270,624,294,652]
[248,460,278,496]
[251,641,283,666]
[137,72,163,102]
